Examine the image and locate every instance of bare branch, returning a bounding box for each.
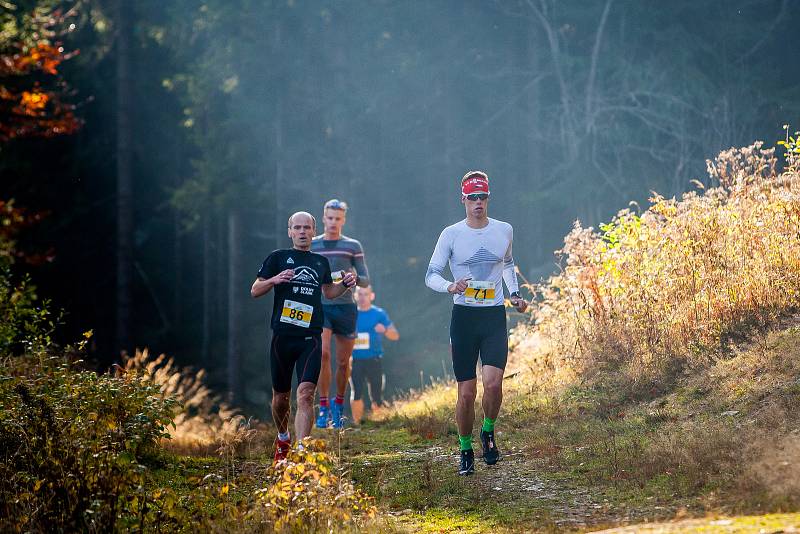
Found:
[738,0,788,63]
[585,0,613,133]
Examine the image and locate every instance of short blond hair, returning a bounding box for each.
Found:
[323,198,348,212]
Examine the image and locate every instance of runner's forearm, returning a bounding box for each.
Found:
[322,282,349,300]
[353,256,370,287]
[385,325,400,341]
[251,277,275,298]
[426,227,454,293]
[502,234,520,294]
[425,264,452,293]
[502,263,520,295]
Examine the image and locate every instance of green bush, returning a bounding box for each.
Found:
[0,270,54,356]
[0,355,179,532]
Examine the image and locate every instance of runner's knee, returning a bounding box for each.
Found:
[321,349,331,362]
[458,386,477,404]
[483,380,502,398]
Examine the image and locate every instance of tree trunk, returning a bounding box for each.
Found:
[273,21,283,249]
[227,209,242,404]
[201,213,211,365]
[115,0,133,357]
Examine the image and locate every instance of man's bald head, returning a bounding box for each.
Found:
[287,211,316,229]
[287,211,316,250]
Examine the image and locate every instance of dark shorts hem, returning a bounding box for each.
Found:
[322,303,358,338]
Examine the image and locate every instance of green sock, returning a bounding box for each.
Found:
[458,434,472,451]
[482,417,495,433]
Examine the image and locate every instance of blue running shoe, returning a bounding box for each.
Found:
[316,405,330,429]
[331,402,344,429]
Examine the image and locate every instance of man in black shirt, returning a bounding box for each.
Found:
[251,211,356,462]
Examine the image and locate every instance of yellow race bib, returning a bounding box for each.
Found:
[464,280,495,305]
[354,332,370,350]
[280,299,313,328]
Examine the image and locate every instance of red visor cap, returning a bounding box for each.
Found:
[461,175,490,196]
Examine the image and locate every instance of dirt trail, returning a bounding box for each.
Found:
[356,435,628,532]
[384,443,800,533]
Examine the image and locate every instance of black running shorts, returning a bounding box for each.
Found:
[351,357,384,405]
[270,333,322,393]
[449,304,508,382]
[322,303,358,339]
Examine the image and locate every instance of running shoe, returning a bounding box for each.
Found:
[331,402,344,429]
[480,429,500,465]
[315,405,330,428]
[459,449,475,476]
[273,438,291,463]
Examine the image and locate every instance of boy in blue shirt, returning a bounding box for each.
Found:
[351,285,399,424]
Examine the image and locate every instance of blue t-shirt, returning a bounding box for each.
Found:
[353,306,392,360]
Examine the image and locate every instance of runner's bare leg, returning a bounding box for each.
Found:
[335,334,356,397]
[318,328,333,400]
[481,365,503,420]
[295,381,316,439]
[456,378,478,436]
[272,389,291,434]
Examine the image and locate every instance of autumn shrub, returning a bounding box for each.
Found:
[247,438,377,532]
[528,141,800,387]
[0,352,179,532]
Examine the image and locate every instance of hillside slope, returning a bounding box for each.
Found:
[345,141,800,532]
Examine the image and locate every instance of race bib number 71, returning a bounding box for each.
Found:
[280,299,313,328]
[464,280,495,305]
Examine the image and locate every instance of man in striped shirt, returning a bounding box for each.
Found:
[311,199,371,428]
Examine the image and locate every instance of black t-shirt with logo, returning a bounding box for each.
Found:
[257,248,333,335]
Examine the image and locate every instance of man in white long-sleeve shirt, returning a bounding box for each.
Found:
[425,170,528,476]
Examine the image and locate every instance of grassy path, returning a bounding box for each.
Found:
[333,419,621,532]
[334,418,800,533]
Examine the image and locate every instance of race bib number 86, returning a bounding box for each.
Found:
[464,280,495,305]
[280,299,313,328]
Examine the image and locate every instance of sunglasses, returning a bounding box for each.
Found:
[465,193,489,201]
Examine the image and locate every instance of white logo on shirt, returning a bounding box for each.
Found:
[291,267,320,286]
[286,257,295,264]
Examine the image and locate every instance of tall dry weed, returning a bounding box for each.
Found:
[120,349,255,455]
[529,142,800,386]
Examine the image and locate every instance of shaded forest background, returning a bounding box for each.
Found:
[2,0,799,417]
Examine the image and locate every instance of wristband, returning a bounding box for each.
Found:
[510,291,521,299]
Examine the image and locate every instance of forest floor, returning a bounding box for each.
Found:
[337,421,800,533]
[148,322,800,533]
[323,321,800,533]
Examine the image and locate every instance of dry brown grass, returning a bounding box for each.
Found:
[121,349,265,457]
[497,139,800,508]
[743,433,800,503]
[526,142,800,389]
